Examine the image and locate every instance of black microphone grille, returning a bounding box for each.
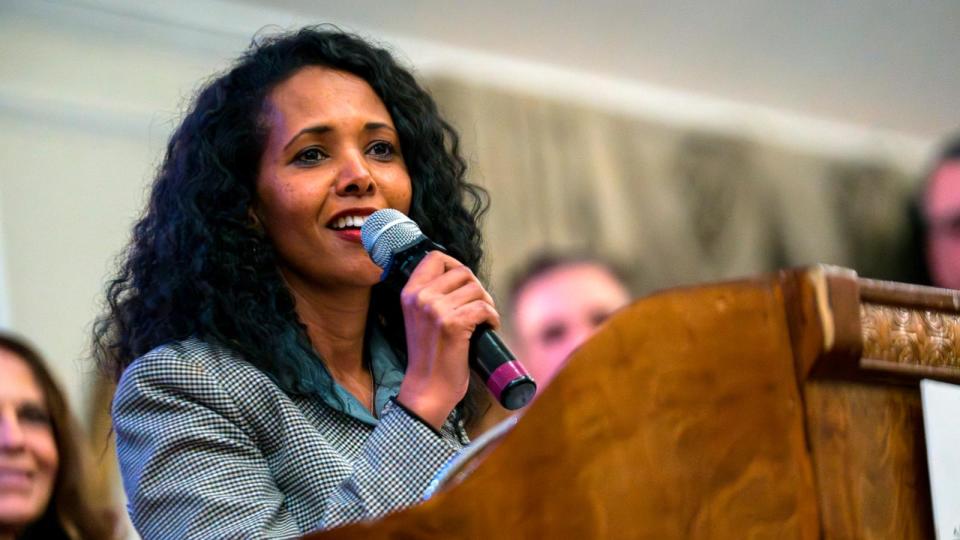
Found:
[361,209,425,269]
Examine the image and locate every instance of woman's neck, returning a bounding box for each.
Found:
[284,272,379,413]
[281,270,372,377]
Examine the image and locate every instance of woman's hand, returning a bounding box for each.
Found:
[396,251,500,430]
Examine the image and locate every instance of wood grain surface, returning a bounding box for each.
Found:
[857,277,960,383]
[311,278,820,539]
[785,268,939,538]
[304,267,948,539]
[803,381,934,539]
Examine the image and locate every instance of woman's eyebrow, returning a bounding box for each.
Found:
[16,398,49,414]
[364,122,394,133]
[283,124,333,151]
[283,122,395,151]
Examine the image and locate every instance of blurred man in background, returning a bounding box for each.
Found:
[508,254,633,393]
[921,135,960,289]
[470,254,633,436]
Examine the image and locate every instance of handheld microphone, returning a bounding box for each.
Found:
[361,209,536,410]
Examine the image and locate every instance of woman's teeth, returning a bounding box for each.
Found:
[332,215,367,230]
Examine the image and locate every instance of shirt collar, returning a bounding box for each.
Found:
[321,325,405,426]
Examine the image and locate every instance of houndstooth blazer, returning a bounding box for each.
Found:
[113,337,468,539]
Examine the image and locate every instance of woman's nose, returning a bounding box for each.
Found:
[334,152,375,196]
[0,409,25,451]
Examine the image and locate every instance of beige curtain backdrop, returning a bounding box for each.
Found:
[426,77,919,306]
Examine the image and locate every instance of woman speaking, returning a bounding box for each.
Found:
[93,26,498,538]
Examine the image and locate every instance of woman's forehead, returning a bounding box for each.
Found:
[264,67,391,126]
[0,349,45,405]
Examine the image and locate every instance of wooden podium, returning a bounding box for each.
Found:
[312,266,958,539]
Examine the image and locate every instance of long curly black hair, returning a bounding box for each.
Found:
[92,26,489,425]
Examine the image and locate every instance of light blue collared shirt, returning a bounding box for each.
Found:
[320,326,405,426]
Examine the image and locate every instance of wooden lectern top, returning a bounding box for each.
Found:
[308,266,958,539]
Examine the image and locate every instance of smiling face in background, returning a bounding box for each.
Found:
[511,262,632,391]
[254,66,413,291]
[0,349,58,533]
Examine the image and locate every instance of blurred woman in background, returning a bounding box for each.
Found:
[0,333,114,539]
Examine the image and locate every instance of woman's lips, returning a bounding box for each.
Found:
[326,207,377,228]
[333,229,363,243]
[0,469,32,492]
[326,207,377,244]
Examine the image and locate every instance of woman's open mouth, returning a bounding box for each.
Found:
[327,209,376,243]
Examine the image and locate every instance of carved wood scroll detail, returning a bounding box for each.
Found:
[860,303,960,369]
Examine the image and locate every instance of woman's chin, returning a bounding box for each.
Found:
[325,266,383,291]
[354,261,386,287]
[0,497,45,531]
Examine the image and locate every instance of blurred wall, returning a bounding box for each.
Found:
[0,190,9,327]
[0,0,245,415]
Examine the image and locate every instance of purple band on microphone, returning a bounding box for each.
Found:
[487,361,529,401]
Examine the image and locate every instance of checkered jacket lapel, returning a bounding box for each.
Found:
[113,338,467,539]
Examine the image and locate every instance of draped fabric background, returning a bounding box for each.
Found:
[425,77,920,310]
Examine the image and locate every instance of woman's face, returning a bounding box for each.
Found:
[0,349,58,532]
[254,66,413,290]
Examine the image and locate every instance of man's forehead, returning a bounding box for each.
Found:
[513,265,628,328]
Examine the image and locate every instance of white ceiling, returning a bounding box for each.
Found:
[237,0,960,141]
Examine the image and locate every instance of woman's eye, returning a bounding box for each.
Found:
[293,147,326,165]
[367,141,396,160]
[18,404,51,426]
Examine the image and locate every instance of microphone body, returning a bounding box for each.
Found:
[362,210,536,410]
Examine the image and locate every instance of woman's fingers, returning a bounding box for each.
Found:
[451,298,501,332]
[402,265,476,308]
[403,251,461,290]
[430,282,500,331]
[396,249,501,428]
[401,251,495,319]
